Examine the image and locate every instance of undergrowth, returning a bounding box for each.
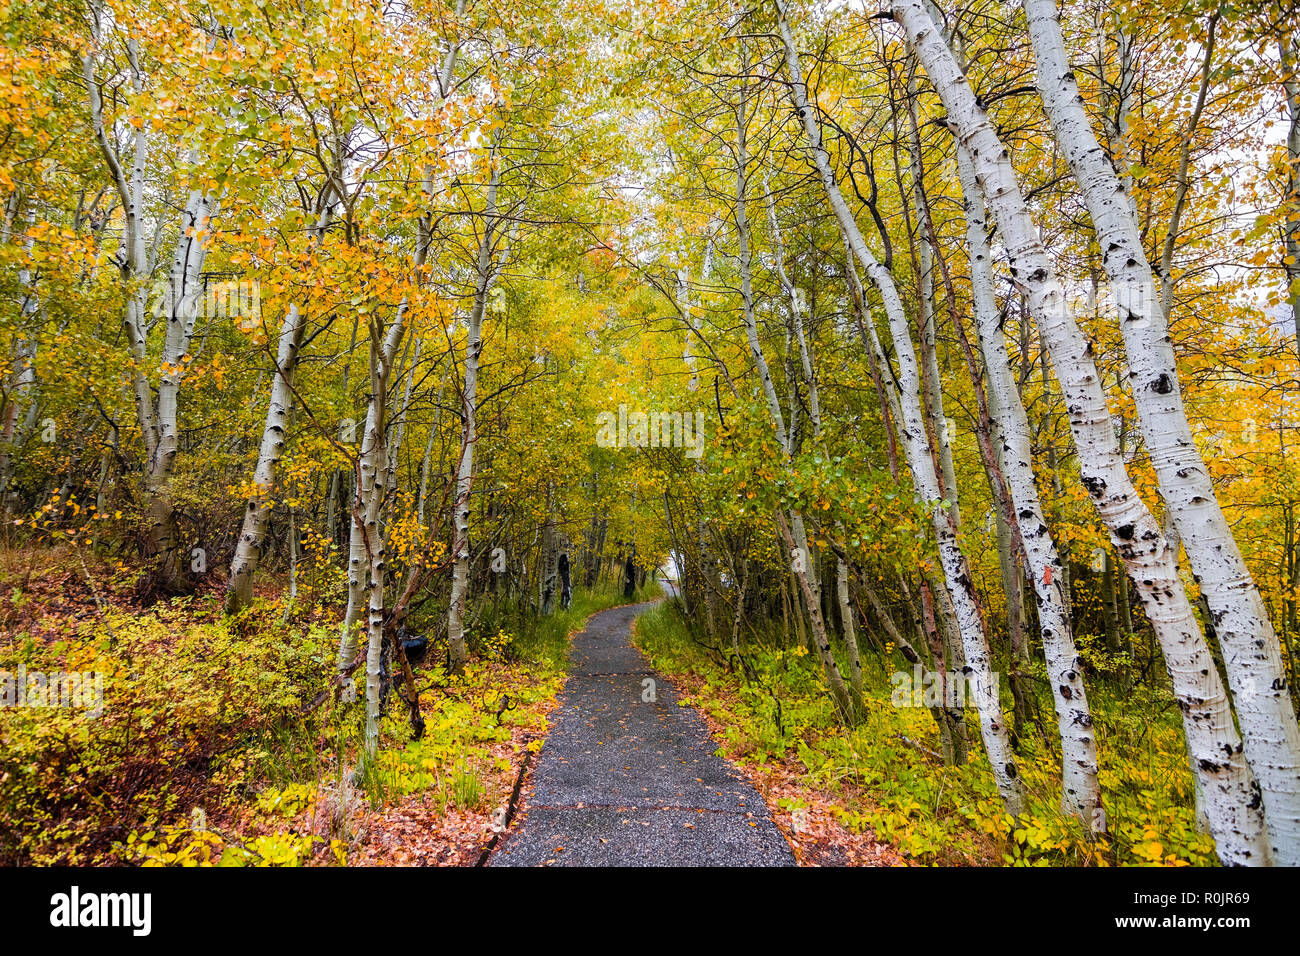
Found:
[633,599,1218,867]
[0,546,656,865]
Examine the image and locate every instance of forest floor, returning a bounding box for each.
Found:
[1,546,898,865]
[0,545,651,865]
[5,547,1209,866]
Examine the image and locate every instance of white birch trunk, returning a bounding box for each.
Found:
[85,36,216,588]
[539,505,558,616]
[1022,0,1300,862]
[447,163,501,675]
[338,14,465,698]
[225,205,332,614]
[957,147,1101,825]
[1,224,40,503]
[1281,34,1300,355]
[775,0,1023,811]
[361,310,402,754]
[835,556,863,698]
[337,397,378,700]
[733,55,854,720]
[765,185,865,698]
[905,67,960,525]
[894,0,1270,863]
[142,185,214,586]
[225,303,306,613]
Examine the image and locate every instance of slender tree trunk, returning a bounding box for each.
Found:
[766,185,866,705]
[87,35,217,594]
[340,4,466,698]
[1280,33,1300,358]
[836,556,863,698]
[539,499,558,616]
[842,230,903,475]
[0,223,39,507]
[360,316,397,755]
[143,186,215,592]
[1022,0,1300,862]
[337,299,420,702]
[904,66,959,525]
[776,0,1022,810]
[733,51,855,723]
[447,161,501,674]
[896,0,1270,863]
[956,146,1102,826]
[225,304,307,613]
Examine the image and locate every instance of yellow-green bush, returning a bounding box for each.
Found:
[0,598,336,863]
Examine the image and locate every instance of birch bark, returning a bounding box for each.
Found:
[732,51,855,721]
[775,0,1023,811]
[894,0,1270,863]
[1282,33,1300,357]
[765,186,865,700]
[0,222,39,505]
[84,31,216,593]
[957,146,1101,825]
[337,11,465,697]
[225,205,332,614]
[446,161,501,675]
[1022,0,1299,862]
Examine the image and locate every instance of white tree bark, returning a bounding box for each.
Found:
[539,502,558,616]
[143,185,215,587]
[224,303,307,613]
[732,52,855,721]
[957,146,1101,825]
[360,303,407,753]
[905,67,960,526]
[1281,33,1300,356]
[835,556,863,697]
[85,33,216,589]
[775,0,1024,812]
[1022,0,1300,863]
[225,192,334,615]
[894,0,1270,863]
[385,336,421,498]
[765,184,865,699]
[765,181,822,439]
[0,221,40,505]
[447,161,501,675]
[337,395,379,699]
[337,13,465,701]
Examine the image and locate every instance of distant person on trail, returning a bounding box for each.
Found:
[558,552,572,608]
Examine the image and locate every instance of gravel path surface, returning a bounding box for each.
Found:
[490,600,796,866]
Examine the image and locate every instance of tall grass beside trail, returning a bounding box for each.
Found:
[633,599,1220,867]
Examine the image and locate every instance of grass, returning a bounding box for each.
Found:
[633,598,1220,867]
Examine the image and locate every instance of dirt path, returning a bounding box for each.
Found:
[490,601,796,866]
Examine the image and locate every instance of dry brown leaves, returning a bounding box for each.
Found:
[313,682,564,867]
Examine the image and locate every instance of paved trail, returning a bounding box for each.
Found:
[491,600,796,866]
